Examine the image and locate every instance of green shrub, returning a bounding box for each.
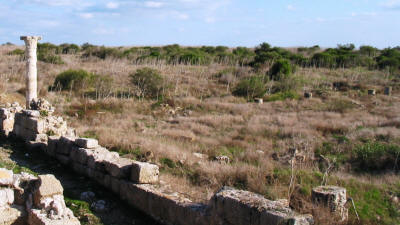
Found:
[265,90,299,102]
[8,49,25,56]
[38,53,63,64]
[52,69,96,91]
[232,76,266,100]
[353,141,400,171]
[269,59,293,81]
[130,67,165,99]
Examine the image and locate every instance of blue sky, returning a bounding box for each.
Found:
[0,0,399,48]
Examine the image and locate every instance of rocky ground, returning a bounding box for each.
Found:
[0,136,161,225]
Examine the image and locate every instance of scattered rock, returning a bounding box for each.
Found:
[80,192,95,203]
[91,200,108,213]
[368,89,376,95]
[193,153,207,159]
[215,156,230,164]
[384,86,392,96]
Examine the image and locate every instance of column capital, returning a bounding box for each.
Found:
[20,36,42,41]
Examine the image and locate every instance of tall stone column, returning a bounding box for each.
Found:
[20,36,42,109]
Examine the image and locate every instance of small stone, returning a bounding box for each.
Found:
[215,156,230,164]
[384,86,392,96]
[80,191,95,202]
[0,168,13,186]
[193,153,206,159]
[254,98,263,104]
[368,89,376,95]
[75,138,99,149]
[304,92,313,98]
[91,200,108,213]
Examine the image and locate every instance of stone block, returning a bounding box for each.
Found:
[56,136,76,155]
[13,124,37,141]
[102,174,111,189]
[22,110,40,118]
[211,186,314,225]
[0,188,14,208]
[130,162,159,184]
[0,168,13,186]
[312,186,348,221]
[75,138,99,149]
[70,148,93,165]
[0,205,27,225]
[33,175,63,208]
[104,157,133,179]
[56,154,70,165]
[368,89,376,95]
[87,147,118,172]
[110,177,120,194]
[47,136,60,157]
[72,163,88,176]
[384,86,392,96]
[28,208,80,225]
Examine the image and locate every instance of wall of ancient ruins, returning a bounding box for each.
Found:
[0,101,318,225]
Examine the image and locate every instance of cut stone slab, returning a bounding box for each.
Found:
[104,157,133,179]
[312,186,348,221]
[0,188,14,208]
[0,205,27,225]
[56,136,76,155]
[75,138,99,149]
[211,186,314,225]
[87,147,119,172]
[33,175,63,207]
[28,208,80,225]
[70,148,93,165]
[0,169,13,186]
[130,162,159,184]
[46,136,60,157]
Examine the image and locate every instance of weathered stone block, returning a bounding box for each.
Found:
[33,175,63,207]
[47,136,60,157]
[104,157,133,179]
[0,188,14,208]
[130,162,159,184]
[211,186,314,225]
[312,186,348,221]
[110,177,120,194]
[87,148,118,172]
[28,208,80,225]
[56,154,70,165]
[0,168,13,186]
[0,205,27,225]
[72,163,88,176]
[75,138,99,149]
[384,86,392,96]
[70,148,93,165]
[56,136,76,155]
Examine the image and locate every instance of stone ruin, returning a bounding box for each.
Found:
[0,168,80,225]
[312,186,348,221]
[0,35,353,225]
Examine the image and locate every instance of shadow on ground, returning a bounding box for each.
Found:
[0,136,162,225]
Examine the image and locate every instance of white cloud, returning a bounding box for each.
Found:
[106,2,119,9]
[351,12,377,17]
[79,13,94,19]
[144,1,164,8]
[381,0,400,9]
[287,4,295,11]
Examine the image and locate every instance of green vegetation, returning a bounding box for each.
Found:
[353,141,400,171]
[268,59,293,81]
[130,67,166,99]
[232,75,266,100]
[265,90,300,102]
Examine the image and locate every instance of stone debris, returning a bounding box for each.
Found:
[215,155,230,164]
[75,138,99,149]
[0,168,13,186]
[130,161,159,184]
[30,99,55,114]
[211,186,314,225]
[91,200,108,213]
[80,191,95,202]
[304,92,313,98]
[312,186,348,221]
[0,168,80,225]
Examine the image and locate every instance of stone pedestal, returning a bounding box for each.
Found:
[312,186,348,221]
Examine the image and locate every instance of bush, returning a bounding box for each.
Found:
[130,68,165,99]
[8,49,24,56]
[38,53,63,64]
[52,69,96,91]
[269,59,293,81]
[232,76,266,100]
[353,141,400,171]
[265,90,299,102]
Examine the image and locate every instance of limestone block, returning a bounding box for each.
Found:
[47,136,60,157]
[130,162,159,184]
[22,110,40,118]
[384,86,392,96]
[72,163,88,176]
[104,157,133,179]
[0,168,13,186]
[0,205,27,225]
[56,154,70,165]
[13,124,37,141]
[28,208,80,225]
[56,136,77,155]
[312,186,348,221]
[0,188,14,208]
[0,118,14,136]
[102,174,111,188]
[368,89,376,95]
[70,148,93,165]
[75,138,99,149]
[110,177,120,194]
[211,186,314,225]
[87,148,118,172]
[33,175,63,207]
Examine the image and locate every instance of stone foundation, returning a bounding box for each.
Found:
[0,169,80,225]
[0,102,314,225]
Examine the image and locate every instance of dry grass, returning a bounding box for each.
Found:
[1,45,399,224]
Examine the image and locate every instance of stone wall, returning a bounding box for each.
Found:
[0,101,314,225]
[0,168,80,225]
